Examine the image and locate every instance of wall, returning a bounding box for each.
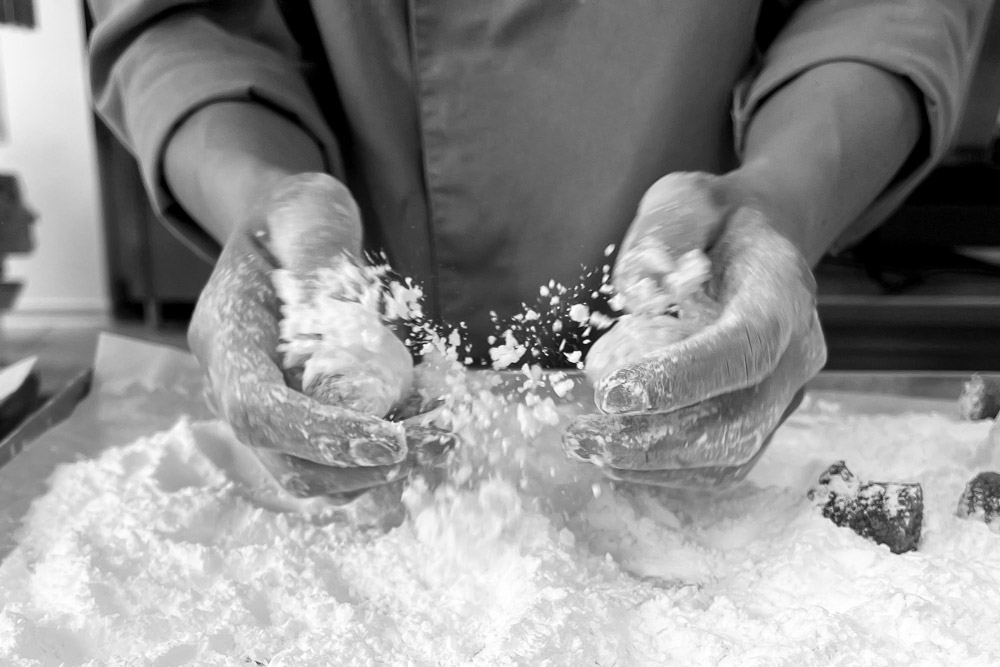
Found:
[0,0,108,312]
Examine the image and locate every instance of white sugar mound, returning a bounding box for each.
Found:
[3,399,1000,666]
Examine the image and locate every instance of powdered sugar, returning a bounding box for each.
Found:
[2,392,999,665]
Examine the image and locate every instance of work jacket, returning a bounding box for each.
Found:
[88,0,985,359]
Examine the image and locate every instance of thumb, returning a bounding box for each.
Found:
[613,172,731,313]
[627,171,730,258]
[264,173,363,277]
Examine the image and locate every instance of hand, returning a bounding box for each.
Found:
[189,173,452,499]
[563,172,827,487]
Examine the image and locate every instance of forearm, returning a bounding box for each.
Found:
[164,102,327,242]
[729,62,924,265]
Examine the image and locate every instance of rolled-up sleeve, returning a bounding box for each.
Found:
[734,0,994,251]
[88,0,340,214]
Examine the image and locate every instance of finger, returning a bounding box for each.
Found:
[598,388,804,489]
[403,424,458,467]
[252,449,406,499]
[193,232,407,467]
[228,381,408,467]
[388,393,445,422]
[625,172,729,257]
[251,419,456,500]
[203,386,222,420]
[263,173,363,278]
[567,313,824,469]
[597,208,815,414]
[613,174,728,311]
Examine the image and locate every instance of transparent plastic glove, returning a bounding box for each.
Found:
[563,172,827,488]
[189,173,452,499]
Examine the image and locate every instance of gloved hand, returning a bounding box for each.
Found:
[563,172,827,487]
[189,173,451,500]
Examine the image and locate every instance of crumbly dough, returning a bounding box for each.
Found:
[586,235,717,385]
[615,241,712,316]
[274,268,414,417]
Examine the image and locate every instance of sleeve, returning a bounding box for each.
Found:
[733,0,994,252]
[88,0,342,215]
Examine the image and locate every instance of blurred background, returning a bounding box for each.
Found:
[2,0,1000,404]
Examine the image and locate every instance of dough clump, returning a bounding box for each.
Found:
[808,461,924,554]
[956,471,1000,528]
[274,262,414,417]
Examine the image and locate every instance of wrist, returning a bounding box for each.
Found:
[164,102,326,242]
[719,166,828,267]
[730,63,923,267]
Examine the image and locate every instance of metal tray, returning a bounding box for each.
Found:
[0,368,987,474]
[0,340,991,564]
[0,369,91,470]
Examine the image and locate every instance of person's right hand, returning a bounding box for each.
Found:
[563,173,826,488]
[188,173,451,500]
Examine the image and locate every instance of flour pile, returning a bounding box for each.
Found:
[2,393,1000,665]
[4,260,1000,665]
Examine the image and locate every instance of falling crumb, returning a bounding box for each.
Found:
[550,374,576,399]
[588,311,615,330]
[568,304,590,324]
[489,330,527,370]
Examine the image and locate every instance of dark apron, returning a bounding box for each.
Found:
[191,1,768,362]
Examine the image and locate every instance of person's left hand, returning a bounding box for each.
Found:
[562,172,827,487]
[189,173,453,501]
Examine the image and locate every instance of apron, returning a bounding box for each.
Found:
[295,0,762,362]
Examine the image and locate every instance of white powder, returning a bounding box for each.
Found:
[488,331,528,370]
[2,394,999,666]
[568,304,590,324]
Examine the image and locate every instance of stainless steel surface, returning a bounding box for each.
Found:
[0,352,984,560]
[0,369,91,470]
[0,367,980,477]
[808,371,990,401]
